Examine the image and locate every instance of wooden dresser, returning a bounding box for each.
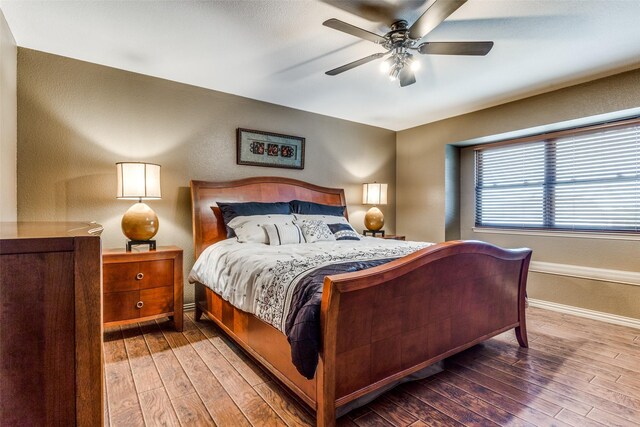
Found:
[0,222,103,426]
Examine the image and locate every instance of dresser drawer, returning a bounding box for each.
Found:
[103,291,139,323]
[103,259,173,292]
[140,286,173,317]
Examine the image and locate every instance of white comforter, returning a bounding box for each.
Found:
[189,237,432,332]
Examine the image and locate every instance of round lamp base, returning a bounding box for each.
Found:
[364,206,384,231]
[121,202,159,241]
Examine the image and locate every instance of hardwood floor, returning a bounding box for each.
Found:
[104,308,640,426]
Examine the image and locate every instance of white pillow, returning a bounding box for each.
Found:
[295,219,336,243]
[263,223,306,245]
[293,214,349,225]
[227,214,295,244]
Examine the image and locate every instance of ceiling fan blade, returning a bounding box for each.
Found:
[408,0,467,40]
[321,0,427,24]
[418,41,494,56]
[398,67,417,87]
[322,0,396,23]
[325,52,386,76]
[323,18,385,44]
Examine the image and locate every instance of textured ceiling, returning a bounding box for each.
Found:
[2,0,640,131]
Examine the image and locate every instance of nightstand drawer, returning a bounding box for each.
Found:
[140,286,174,317]
[103,291,139,323]
[103,259,173,292]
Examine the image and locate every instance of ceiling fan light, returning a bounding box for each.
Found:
[411,59,421,71]
[380,57,394,73]
[389,64,402,81]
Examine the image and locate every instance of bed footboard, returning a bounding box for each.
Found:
[317,240,531,425]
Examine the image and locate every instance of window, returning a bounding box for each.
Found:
[475,119,640,233]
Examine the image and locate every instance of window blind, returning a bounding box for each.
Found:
[475,120,640,232]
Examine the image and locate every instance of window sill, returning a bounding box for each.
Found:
[471,227,640,241]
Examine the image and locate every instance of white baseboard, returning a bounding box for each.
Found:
[528,298,640,330]
[529,261,640,287]
[183,302,196,311]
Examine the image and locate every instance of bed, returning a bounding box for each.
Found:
[190,176,532,426]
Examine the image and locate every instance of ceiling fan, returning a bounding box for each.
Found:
[323,0,493,87]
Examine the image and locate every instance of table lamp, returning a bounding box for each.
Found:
[362,182,387,232]
[116,162,161,250]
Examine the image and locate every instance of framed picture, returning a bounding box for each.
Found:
[237,128,305,170]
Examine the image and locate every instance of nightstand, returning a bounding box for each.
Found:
[102,245,183,331]
[383,235,405,241]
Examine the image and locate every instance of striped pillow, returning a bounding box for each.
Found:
[263,223,306,246]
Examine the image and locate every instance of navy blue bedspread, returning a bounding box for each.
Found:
[284,259,394,379]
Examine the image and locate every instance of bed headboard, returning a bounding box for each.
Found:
[190,177,347,258]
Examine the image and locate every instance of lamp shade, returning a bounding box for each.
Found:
[116,162,161,200]
[362,183,388,205]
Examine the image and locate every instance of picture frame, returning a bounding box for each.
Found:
[236,128,305,170]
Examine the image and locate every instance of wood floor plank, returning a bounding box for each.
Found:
[473,338,599,384]
[139,321,196,400]
[103,328,145,427]
[530,334,640,373]
[531,325,622,358]
[529,309,639,341]
[446,361,562,416]
[590,375,640,399]
[451,356,592,416]
[352,411,394,427]
[121,324,164,393]
[171,392,215,426]
[617,373,640,390]
[368,396,418,426]
[104,367,111,427]
[508,356,640,410]
[337,416,360,426]
[254,381,315,427]
[155,319,252,427]
[138,388,181,427]
[423,378,536,427]
[475,355,640,423]
[530,320,640,357]
[554,409,606,427]
[187,311,271,387]
[385,390,464,427]
[586,408,640,427]
[615,352,640,364]
[488,336,623,383]
[439,368,565,425]
[554,314,640,342]
[402,381,501,426]
[182,315,287,427]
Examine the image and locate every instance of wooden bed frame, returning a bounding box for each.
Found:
[190,176,532,426]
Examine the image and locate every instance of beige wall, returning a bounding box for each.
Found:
[0,9,17,221]
[18,48,396,304]
[397,68,640,319]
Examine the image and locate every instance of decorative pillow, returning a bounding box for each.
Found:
[328,223,360,241]
[295,219,336,243]
[227,214,295,244]
[293,214,349,225]
[263,223,305,245]
[216,202,292,237]
[289,200,345,216]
